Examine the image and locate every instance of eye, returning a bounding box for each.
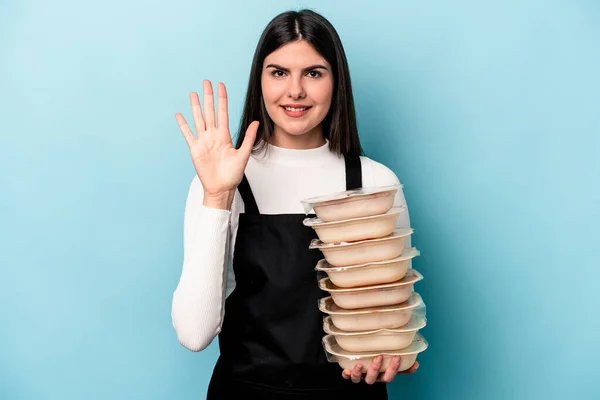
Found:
[271,70,286,77]
[307,70,322,78]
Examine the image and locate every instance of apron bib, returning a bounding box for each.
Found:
[207,155,388,399]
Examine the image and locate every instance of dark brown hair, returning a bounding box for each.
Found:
[235,9,363,159]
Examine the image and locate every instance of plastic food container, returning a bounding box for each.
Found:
[318,269,423,309]
[309,229,413,267]
[318,292,424,332]
[303,207,404,244]
[301,185,400,222]
[323,314,426,352]
[322,333,428,373]
[315,248,420,288]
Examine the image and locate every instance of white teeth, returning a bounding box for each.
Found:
[284,107,308,112]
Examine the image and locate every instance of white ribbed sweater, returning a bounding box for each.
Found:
[171,141,412,352]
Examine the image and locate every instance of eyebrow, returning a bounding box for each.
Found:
[265,63,329,72]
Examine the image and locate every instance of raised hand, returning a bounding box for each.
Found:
[175,80,259,209]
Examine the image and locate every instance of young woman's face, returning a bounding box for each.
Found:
[261,40,334,143]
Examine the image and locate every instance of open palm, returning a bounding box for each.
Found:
[175,80,259,199]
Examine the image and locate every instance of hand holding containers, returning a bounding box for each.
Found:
[323,333,428,373]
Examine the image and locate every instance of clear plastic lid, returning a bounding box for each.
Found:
[319,292,424,315]
[323,333,428,361]
[323,313,426,336]
[309,228,414,249]
[315,248,420,272]
[318,269,423,292]
[302,207,405,227]
[300,184,402,214]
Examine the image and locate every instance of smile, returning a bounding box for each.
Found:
[280,106,312,118]
[282,106,311,112]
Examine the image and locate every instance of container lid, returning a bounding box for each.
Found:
[323,313,426,336]
[319,292,423,315]
[303,207,405,227]
[309,228,414,249]
[318,269,423,293]
[301,184,401,208]
[315,248,420,272]
[323,333,428,359]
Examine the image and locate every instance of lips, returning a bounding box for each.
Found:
[281,105,312,118]
[281,105,312,112]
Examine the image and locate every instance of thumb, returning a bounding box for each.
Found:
[239,121,259,157]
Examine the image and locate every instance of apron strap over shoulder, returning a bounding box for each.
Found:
[237,175,260,214]
[344,155,362,190]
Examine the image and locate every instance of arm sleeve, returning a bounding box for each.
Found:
[171,176,237,352]
[367,159,412,250]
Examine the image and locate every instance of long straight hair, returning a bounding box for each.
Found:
[235,9,363,159]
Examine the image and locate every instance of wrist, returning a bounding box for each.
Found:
[203,190,234,210]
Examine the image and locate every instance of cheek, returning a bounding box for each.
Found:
[313,80,334,107]
[261,81,283,122]
[261,79,284,106]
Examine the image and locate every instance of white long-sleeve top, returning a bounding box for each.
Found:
[171,140,412,352]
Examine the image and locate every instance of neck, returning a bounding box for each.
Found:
[269,124,327,149]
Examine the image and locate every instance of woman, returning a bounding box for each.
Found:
[172,9,418,399]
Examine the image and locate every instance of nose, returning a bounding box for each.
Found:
[286,75,306,100]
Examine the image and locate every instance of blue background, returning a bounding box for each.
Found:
[1,0,599,399]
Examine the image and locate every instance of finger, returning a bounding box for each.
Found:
[351,363,363,384]
[217,82,229,132]
[381,356,401,383]
[175,113,195,148]
[203,80,216,129]
[400,361,419,374]
[189,92,205,134]
[239,121,259,156]
[364,356,383,385]
[342,369,351,379]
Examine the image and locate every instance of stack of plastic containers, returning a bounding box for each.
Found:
[301,185,428,373]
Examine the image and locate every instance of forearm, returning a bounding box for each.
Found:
[171,177,233,351]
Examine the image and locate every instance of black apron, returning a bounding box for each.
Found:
[207,156,388,399]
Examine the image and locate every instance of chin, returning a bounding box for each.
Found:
[281,119,322,135]
[283,127,312,136]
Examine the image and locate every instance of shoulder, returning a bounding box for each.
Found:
[359,156,401,187]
